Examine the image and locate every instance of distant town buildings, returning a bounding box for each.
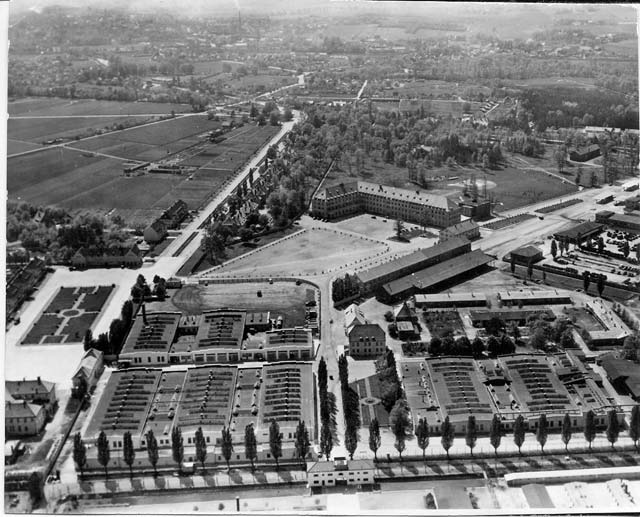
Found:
[144,200,189,244]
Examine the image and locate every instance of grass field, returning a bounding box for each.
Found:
[7,139,43,155]
[8,98,192,117]
[325,151,578,212]
[148,282,316,327]
[8,116,161,145]
[217,227,388,276]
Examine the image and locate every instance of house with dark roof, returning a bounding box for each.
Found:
[144,219,168,244]
[509,245,543,265]
[599,355,640,401]
[343,304,386,358]
[439,219,480,242]
[70,245,142,269]
[569,144,601,162]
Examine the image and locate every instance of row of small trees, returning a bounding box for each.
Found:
[338,354,361,460]
[369,406,640,463]
[73,418,313,479]
[317,357,338,460]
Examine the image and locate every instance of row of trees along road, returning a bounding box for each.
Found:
[72,408,640,477]
[72,418,312,479]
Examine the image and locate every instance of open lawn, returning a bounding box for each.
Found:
[324,152,578,211]
[7,139,43,155]
[564,307,606,332]
[148,282,316,327]
[215,227,388,276]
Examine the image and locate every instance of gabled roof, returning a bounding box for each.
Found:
[147,219,167,234]
[442,219,479,235]
[344,304,367,330]
[73,348,103,379]
[6,379,55,399]
[5,400,44,419]
[394,301,414,320]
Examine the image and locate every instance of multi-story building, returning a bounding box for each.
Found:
[403,353,621,437]
[311,181,461,228]
[117,309,314,367]
[5,377,57,437]
[307,457,375,487]
[343,303,386,358]
[80,363,316,473]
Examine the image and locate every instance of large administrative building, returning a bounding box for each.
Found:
[310,181,461,228]
[82,362,316,471]
[118,308,314,367]
[402,352,621,436]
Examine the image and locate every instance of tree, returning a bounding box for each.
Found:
[72,433,87,480]
[489,414,502,456]
[345,426,358,460]
[606,410,620,449]
[123,431,135,478]
[471,337,485,359]
[244,424,258,471]
[629,405,640,450]
[195,427,207,472]
[536,414,548,454]
[510,254,516,274]
[369,418,381,462]
[513,415,526,455]
[146,430,159,477]
[440,416,454,460]
[295,420,311,465]
[582,271,591,293]
[320,422,333,460]
[415,417,430,461]
[394,219,405,239]
[338,354,349,388]
[73,375,88,401]
[221,426,234,471]
[171,426,184,472]
[597,237,605,254]
[550,240,558,259]
[96,430,110,479]
[583,410,597,451]
[554,146,566,174]
[28,472,42,506]
[83,329,94,351]
[561,413,572,452]
[597,275,606,297]
[465,416,478,456]
[390,400,411,461]
[269,420,283,469]
[623,240,630,258]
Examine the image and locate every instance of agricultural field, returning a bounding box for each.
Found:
[8,118,279,227]
[8,116,162,146]
[7,98,192,117]
[214,227,388,277]
[148,282,316,328]
[20,285,113,345]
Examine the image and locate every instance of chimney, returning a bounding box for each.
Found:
[37,376,41,384]
[142,304,148,325]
